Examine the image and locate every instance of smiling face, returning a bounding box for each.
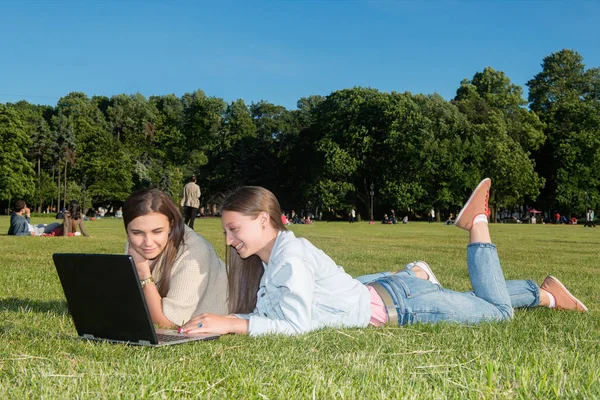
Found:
[222,210,275,262]
[126,212,171,260]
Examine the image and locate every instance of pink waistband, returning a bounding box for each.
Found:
[367,285,388,326]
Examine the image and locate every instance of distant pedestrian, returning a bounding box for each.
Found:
[584,209,596,228]
[349,208,356,223]
[181,176,201,229]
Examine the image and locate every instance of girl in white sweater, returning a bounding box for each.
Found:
[123,189,228,328]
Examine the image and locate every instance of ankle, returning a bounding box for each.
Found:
[540,288,556,308]
[469,222,492,244]
[412,266,428,280]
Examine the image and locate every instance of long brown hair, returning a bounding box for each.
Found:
[123,189,185,297]
[221,186,287,313]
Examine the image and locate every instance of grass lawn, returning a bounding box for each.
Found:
[1,216,598,398]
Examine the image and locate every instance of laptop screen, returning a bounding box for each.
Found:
[53,254,159,344]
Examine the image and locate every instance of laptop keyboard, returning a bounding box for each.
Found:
[157,333,185,343]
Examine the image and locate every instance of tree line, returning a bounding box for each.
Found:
[1,49,599,221]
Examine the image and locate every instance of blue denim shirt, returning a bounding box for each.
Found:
[8,213,31,236]
[236,230,371,336]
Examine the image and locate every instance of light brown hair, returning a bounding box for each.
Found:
[221,186,286,313]
[123,189,185,297]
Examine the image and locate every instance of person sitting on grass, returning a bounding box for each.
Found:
[182,180,587,336]
[8,200,61,236]
[50,200,89,237]
[122,189,228,328]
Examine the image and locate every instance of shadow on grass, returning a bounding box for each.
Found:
[0,297,69,314]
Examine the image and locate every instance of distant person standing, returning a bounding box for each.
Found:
[182,176,201,229]
[349,208,356,223]
[584,209,596,228]
[429,208,435,223]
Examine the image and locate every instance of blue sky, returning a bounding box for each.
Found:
[1,1,598,110]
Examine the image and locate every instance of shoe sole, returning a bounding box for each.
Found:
[454,178,491,229]
[545,275,588,312]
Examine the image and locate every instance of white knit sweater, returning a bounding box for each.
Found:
[126,225,228,324]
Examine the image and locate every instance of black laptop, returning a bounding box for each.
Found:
[52,253,219,346]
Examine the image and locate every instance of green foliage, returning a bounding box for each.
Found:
[1,49,599,217]
[0,104,35,201]
[76,129,133,202]
[106,93,157,155]
[527,50,600,213]
[33,170,59,209]
[454,67,545,215]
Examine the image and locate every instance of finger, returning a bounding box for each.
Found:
[183,318,204,331]
[183,325,214,335]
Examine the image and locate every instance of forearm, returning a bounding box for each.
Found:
[78,221,89,237]
[142,282,176,328]
[226,315,249,334]
[182,314,249,335]
[62,216,70,236]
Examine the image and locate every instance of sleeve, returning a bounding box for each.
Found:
[160,245,212,324]
[247,257,316,336]
[12,218,32,236]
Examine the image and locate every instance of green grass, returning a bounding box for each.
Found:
[1,216,599,399]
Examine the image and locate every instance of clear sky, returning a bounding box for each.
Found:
[1,1,598,110]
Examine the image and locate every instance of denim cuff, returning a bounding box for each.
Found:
[525,279,541,307]
[467,242,497,250]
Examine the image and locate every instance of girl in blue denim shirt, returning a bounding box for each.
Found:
[183,179,587,336]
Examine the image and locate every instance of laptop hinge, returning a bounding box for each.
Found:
[83,334,95,340]
[139,340,152,345]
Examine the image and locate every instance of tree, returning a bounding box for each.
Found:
[384,93,474,217]
[454,67,545,218]
[181,90,226,174]
[106,93,156,156]
[0,104,35,202]
[50,113,75,210]
[76,129,133,204]
[8,101,54,211]
[527,49,600,213]
[150,94,186,166]
[202,99,256,193]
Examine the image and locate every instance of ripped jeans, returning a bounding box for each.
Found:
[356,243,532,325]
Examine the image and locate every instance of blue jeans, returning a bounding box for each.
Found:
[31,222,61,236]
[357,243,516,325]
[358,273,540,309]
